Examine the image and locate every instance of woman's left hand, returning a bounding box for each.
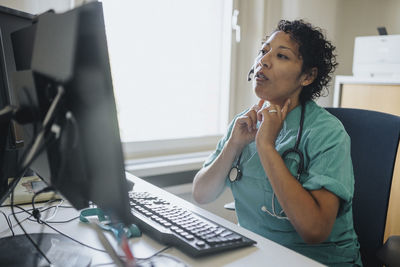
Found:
[256,99,291,150]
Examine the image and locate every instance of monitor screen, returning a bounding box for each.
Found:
[0,6,34,203]
[4,2,134,225]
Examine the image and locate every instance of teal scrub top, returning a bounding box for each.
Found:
[204,101,362,266]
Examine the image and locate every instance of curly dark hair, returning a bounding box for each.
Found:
[274,20,338,103]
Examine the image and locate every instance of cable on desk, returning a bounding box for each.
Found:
[31,186,56,223]
[11,190,52,265]
[40,199,64,222]
[34,193,61,267]
[12,204,176,266]
[1,210,31,236]
[135,245,172,261]
[91,246,173,267]
[10,200,61,223]
[10,201,75,224]
[45,215,80,223]
[13,204,160,265]
[1,202,74,235]
[0,198,71,208]
[12,202,175,265]
[9,140,56,266]
[90,263,116,267]
[143,253,188,266]
[12,204,108,253]
[0,209,14,236]
[45,221,111,252]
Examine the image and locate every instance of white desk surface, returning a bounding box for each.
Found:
[0,173,323,266]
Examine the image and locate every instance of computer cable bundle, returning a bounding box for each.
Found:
[7,85,66,266]
[6,200,76,225]
[31,186,56,223]
[10,188,52,264]
[11,204,106,252]
[31,187,62,267]
[9,204,174,265]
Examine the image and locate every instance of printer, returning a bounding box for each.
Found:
[352,34,400,78]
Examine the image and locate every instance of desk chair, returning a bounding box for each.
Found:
[325,108,400,267]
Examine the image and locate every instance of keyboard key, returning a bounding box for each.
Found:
[185,234,194,241]
[195,241,206,247]
[220,230,233,237]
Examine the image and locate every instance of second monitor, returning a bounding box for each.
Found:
[10,2,134,224]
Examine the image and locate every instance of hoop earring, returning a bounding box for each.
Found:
[247,67,254,81]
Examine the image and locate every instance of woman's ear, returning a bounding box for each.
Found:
[301,67,318,87]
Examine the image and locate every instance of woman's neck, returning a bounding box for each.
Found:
[268,97,301,114]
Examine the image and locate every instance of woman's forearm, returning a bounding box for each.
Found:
[192,140,241,204]
[258,144,338,243]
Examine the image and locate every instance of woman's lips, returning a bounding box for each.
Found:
[255,71,268,81]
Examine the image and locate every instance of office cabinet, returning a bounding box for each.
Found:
[334,75,400,242]
[340,84,400,116]
[333,76,400,116]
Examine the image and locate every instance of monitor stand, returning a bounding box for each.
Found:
[0,233,91,266]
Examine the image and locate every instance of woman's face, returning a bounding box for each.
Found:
[253,31,309,107]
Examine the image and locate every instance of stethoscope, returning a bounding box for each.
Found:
[228,103,306,220]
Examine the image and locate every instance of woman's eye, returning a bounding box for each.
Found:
[259,49,266,55]
[277,53,289,59]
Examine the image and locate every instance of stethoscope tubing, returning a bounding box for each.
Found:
[229,103,306,220]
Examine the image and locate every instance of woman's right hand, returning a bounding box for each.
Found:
[193,99,264,204]
[228,99,265,153]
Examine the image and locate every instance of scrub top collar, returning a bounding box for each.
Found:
[281,101,307,134]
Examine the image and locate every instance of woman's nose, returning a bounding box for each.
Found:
[258,53,270,68]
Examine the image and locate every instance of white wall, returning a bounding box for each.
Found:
[232,0,400,112]
[335,0,400,76]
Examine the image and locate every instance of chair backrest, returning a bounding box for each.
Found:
[326,108,400,267]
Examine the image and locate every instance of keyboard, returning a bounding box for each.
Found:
[128,191,256,257]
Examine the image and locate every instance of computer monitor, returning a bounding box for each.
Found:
[1,2,135,225]
[0,6,34,203]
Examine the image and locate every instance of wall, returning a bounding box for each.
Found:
[335,0,400,76]
[229,0,268,118]
[233,0,400,112]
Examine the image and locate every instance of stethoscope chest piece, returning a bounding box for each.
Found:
[229,152,243,182]
[229,166,242,182]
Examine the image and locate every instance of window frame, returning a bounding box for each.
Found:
[111,0,237,173]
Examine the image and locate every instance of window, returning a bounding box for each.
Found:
[101,0,233,160]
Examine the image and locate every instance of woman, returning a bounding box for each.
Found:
[192,20,362,266]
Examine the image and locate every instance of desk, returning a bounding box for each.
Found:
[0,173,323,266]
